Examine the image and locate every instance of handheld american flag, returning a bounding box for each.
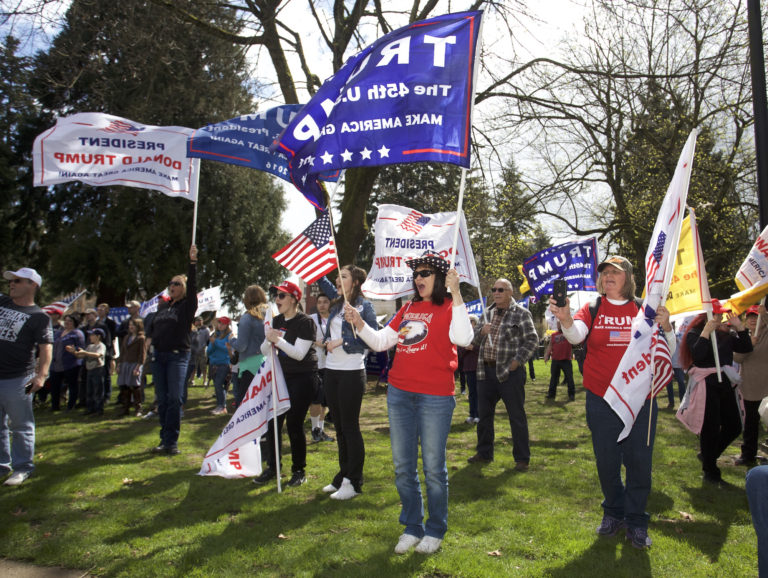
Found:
[272,213,338,284]
[604,129,697,441]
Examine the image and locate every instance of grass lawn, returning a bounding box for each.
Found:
[0,360,758,577]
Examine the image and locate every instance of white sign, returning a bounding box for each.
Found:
[33,112,198,200]
[362,204,480,300]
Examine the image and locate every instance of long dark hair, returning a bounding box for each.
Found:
[331,265,367,307]
[678,313,731,369]
[411,267,448,305]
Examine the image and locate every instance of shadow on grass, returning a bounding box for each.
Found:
[544,537,651,577]
[650,480,750,562]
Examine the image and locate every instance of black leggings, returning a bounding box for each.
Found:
[263,371,314,473]
[324,368,366,491]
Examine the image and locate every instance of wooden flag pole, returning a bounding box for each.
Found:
[265,306,282,493]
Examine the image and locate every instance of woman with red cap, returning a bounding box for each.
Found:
[679,298,753,484]
[344,252,473,555]
[207,316,234,415]
[254,280,317,488]
[734,304,768,466]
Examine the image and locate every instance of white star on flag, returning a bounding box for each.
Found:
[360,147,372,160]
[378,145,390,158]
[321,151,333,164]
[341,149,353,162]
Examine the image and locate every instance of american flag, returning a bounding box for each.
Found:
[43,289,87,315]
[398,211,431,235]
[272,213,337,284]
[101,119,144,136]
[645,231,667,287]
[649,326,674,398]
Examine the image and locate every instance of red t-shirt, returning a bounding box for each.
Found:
[387,299,457,396]
[549,332,572,361]
[574,299,639,396]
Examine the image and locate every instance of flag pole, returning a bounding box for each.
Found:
[756,297,766,338]
[266,306,282,493]
[325,170,356,337]
[190,159,201,246]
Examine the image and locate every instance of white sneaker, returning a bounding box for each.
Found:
[322,483,338,493]
[3,471,30,486]
[414,536,442,554]
[473,417,480,424]
[394,533,422,554]
[330,478,359,500]
[465,417,474,424]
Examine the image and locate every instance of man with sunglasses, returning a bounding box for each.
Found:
[468,278,538,471]
[0,268,53,486]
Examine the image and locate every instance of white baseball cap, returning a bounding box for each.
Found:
[4,267,43,287]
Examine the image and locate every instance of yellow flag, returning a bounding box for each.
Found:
[517,264,530,294]
[724,281,768,315]
[665,216,705,315]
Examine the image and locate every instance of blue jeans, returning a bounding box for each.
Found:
[153,350,190,447]
[746,465,768,577]
[210,364,229,409]
[0,374,36,474]
[585,390,656,530]
[387,384,455,540]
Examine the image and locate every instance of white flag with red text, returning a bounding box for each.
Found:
[604,130,697,441]
[198,346,290,478]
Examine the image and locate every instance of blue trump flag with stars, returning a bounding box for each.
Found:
[186,105,336,187]
[522,238,598,300]
[272,10,483,209]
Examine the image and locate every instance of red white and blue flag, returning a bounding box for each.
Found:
[604,129,697,441]
[271,11,483,209]
[43,289,87,316]
[272,213,337,284]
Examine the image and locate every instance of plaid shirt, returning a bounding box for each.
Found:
[473,300,539,382]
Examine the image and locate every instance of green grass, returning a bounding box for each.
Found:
[0,360,757,576]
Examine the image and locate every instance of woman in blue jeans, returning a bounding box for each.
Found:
[207,316,233,415]
[146,244,198,455]
[346,252,472,555]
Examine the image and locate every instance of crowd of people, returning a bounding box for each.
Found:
[2,249,767,565]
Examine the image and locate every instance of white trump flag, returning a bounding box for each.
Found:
[605,129,697,441]
[362,204,480,300]
[199,353,290,478]
[33,112,199,200]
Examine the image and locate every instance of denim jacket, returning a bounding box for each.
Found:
[316,276,377,354]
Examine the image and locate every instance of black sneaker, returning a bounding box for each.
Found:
[467,453,493,464]
[625,526,652,549]
[318,430,335,442]
[311,427,321,442]
[596,514,624,537]
[253,468,276,485]
[166,445,180,455]
[150,445,168,454]
[286,470,306,487]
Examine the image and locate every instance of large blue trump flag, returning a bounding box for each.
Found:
[522,238,598,299]
[273,11,483,208]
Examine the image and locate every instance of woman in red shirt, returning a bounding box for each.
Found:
[345,252,472,555]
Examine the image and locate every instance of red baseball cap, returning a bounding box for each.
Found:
[217,316,231,325]
[746,305,760,316]
[271,280,302,301]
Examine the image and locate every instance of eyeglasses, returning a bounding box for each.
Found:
[8,278,25,284]
[491,287,506,293]
[168,281,182,287]
[413,270,434,279]
[276,292,288,299]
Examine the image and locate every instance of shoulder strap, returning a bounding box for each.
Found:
[587,297,602,334]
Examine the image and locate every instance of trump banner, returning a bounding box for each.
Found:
[199,354,290,478]
[33,112,198,200]
[521,239,598,300]
[735,223,768,291]
[138,286,222,318]
[361,204,479,300]
[272,11,483,208]
[187,105,337,187]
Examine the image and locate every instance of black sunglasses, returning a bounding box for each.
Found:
[276,292,288,299]
[491,287,506,293]
[413,270,435,279]
[169,281,182,287]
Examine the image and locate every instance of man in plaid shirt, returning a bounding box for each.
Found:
[468,278,538,471]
